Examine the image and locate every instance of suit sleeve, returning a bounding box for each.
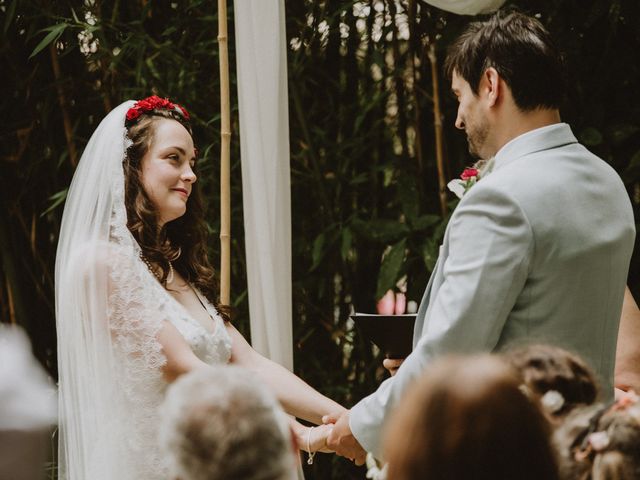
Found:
[350,184,534,458]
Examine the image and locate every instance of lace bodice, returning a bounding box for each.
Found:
[103,245,232,479]
[163,287,232,366]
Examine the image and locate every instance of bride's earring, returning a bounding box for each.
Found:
[167,246,182,262]
[166,259,175,284]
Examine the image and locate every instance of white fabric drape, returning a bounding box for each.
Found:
[234,0,293,370]
[422,0,505,15]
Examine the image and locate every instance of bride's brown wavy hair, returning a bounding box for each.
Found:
[123,106,229,321]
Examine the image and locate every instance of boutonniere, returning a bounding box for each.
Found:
[446,157,496,199]
[447,167,479,199]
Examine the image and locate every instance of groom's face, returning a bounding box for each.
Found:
[452,71,490,159]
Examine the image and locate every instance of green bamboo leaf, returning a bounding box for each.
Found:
[3,0,18,34]
[376,239,407,300]
[397,173,419,221]
[40,189,68,217]
[348,172,369,185]
[411,215,441,232]
[70,7,80,23]
[579,127,603,147]
[29,23,67,59]
[608,124,640,146]
[351,218,409,244]
[628,150,640,169]
[421,240,439,273]
[622,150,640,184]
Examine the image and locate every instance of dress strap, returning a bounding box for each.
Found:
[190,285,216,321]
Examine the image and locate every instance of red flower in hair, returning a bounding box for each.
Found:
[135,96,174,112]
[177,104,190,120]
[125,95,189,126]
[126,108,142,121]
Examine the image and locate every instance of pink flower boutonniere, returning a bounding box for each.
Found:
[460,167,479,181]
[447,158,495,199]
[447,167,479,199]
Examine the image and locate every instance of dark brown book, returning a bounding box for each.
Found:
[350,313,416,359]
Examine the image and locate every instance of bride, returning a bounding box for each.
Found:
[55,97,343,479]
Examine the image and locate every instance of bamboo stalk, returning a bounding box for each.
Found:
[30,213,36,256]
[427,43,448,217]
[388,0,409,161]
[218,0,231,305]
[408,0,424,175]
[6,281,16,325]
[49,44,79,167]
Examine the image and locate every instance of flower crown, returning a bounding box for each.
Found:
[573,390,639,461]
[125,95,190,127]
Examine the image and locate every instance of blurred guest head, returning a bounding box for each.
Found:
[554,391,640,480]
[159,365,297,480]
[384,355,559,480]
[0,325,57,480]
[504,344,599,421]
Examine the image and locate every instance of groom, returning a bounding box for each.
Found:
[326,11,636,462]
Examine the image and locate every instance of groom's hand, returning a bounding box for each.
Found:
[323,410,367,465]
[383,357,404,376]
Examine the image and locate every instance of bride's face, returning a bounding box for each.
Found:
[140,118,197,227]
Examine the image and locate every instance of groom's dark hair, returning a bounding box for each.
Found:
[444,10,566,112]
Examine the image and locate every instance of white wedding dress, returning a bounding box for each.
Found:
[106,241,232,479]
[56,101,232,479]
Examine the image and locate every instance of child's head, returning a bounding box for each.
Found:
[503,344,598,419]
[384,354,559,480]
[554,391,640,480]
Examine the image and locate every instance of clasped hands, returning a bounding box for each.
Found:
[304,358,405,465]
[298,410,366,465]
[323,409,367,465]
[321,358,404,464]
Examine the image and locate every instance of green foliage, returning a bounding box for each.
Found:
[30,23,68,58]
[376,238,406,300]
[2,0,640,478]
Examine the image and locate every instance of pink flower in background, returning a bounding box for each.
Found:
[376,290,407,315]
[377,290,395,315]
[394,292,406,315]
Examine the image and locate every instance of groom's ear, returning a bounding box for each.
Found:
[481,67,501,108]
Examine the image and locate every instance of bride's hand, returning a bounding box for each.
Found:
[299,424,334,454]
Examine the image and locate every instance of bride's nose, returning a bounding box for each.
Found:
[182,164,197,183]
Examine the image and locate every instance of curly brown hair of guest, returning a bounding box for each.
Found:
[384,355,560,480]
[123,107,230,321]
[503,344,598,418]
[554,399,640,479]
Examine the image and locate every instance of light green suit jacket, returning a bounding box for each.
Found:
[350,123,636,458]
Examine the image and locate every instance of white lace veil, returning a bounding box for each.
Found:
[56,101,171,479]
